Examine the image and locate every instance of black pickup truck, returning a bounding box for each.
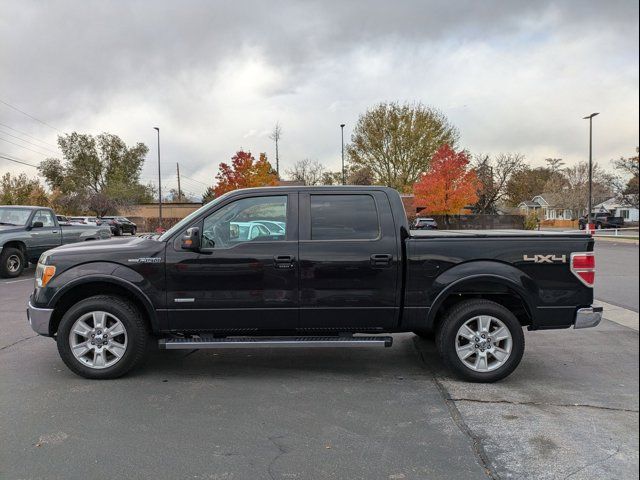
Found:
[27,186,601,382]
[578,213,625,230]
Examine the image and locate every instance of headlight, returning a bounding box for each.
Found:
[35,253,56,288]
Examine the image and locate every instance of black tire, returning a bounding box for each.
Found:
[0,247,25,278]
[56,295,150,379]
[115,226,122,236]
[436,299,525,383]
[413,330,436,341]
[596,223,603,230]
[131,227,137,236]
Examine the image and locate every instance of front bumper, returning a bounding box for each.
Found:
[27,298,54,336]
[574,306,603,329]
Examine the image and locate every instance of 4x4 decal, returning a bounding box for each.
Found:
[523,254,567,264]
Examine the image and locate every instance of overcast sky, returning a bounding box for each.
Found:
[1,0,638,198]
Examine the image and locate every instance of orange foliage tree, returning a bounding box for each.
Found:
[213,150,279,197]
[413,144,478,215]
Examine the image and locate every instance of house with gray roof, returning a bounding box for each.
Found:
[518,193,576,220]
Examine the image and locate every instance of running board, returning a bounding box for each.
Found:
[158,335,393,350]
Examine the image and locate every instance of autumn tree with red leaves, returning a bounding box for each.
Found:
[213,150,279,197]
[413,144,478,216]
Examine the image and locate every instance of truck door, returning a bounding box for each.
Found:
[165,193,299,331]
[28,210,61,259]
[298,191,400,331]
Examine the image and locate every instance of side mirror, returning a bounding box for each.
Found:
[181,227,201,251]
[32,221,44,229]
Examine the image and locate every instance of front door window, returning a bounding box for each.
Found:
[201,196,288,249]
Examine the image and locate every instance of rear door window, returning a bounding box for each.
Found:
[310,194,379,240]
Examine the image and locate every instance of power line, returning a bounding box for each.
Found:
[0,99,62,133]
[0,153,39,168]
[0,128,59,155]
[0,122,58,148]
[180,174,209,186]
[179,177,208,191]
[0,136,51,157]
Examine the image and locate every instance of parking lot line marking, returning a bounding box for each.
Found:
[1,278,32,284]
[595,300,639,331]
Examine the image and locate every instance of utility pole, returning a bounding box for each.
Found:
[582,113,599,227]
[340,123,345,185]
[176,162,182,201]
[153,127,162,229]
[269,123,282,178]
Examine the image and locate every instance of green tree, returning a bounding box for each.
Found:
[202,186,216,204]
[505,166,556,206]
[347,102,459,191]
[39,132,154,216]
[0,173,46,205]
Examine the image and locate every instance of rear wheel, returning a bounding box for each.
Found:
[114,226,122,236]
[56,295,149,379]
[131,227,137,236]
[436,299,525,383]
[0,247,25,278]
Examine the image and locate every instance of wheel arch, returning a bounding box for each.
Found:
[1,240,27,256]
[49,276,159,336]
[427,271,536,333]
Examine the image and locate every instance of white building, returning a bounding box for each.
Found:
[594,197,639,222]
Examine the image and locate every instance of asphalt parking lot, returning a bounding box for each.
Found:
[1,240,638,479]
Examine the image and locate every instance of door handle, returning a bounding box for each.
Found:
[370,254,393,267]
[274,255,295,269]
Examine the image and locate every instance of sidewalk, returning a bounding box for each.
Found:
[595,300,639,331]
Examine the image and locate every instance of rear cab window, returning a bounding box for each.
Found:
[310,194,380,240]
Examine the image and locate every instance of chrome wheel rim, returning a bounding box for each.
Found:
[7,254,21,273]
[69,311,128,369]
[455,315,513,372]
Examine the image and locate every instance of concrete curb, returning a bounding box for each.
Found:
[594,300,639,331]
[594,236,639,245]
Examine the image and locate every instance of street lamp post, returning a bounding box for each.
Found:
[582,113,599,227]
[153,127,162,230]
[340,123,345,185]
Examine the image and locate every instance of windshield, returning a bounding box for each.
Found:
[158,191,233,241]
[0,207,32,226]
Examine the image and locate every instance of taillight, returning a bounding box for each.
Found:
[571,252,595,287]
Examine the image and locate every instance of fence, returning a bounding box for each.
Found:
[427,214,525,230]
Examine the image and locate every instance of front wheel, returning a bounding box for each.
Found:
[436,299,525,383]
[56,295,149,379]
[0,247,25,278]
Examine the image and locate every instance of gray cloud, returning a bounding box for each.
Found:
[1,0,638,195]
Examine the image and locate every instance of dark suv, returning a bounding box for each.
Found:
[100,216,137,236]
[411,217,438,230]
